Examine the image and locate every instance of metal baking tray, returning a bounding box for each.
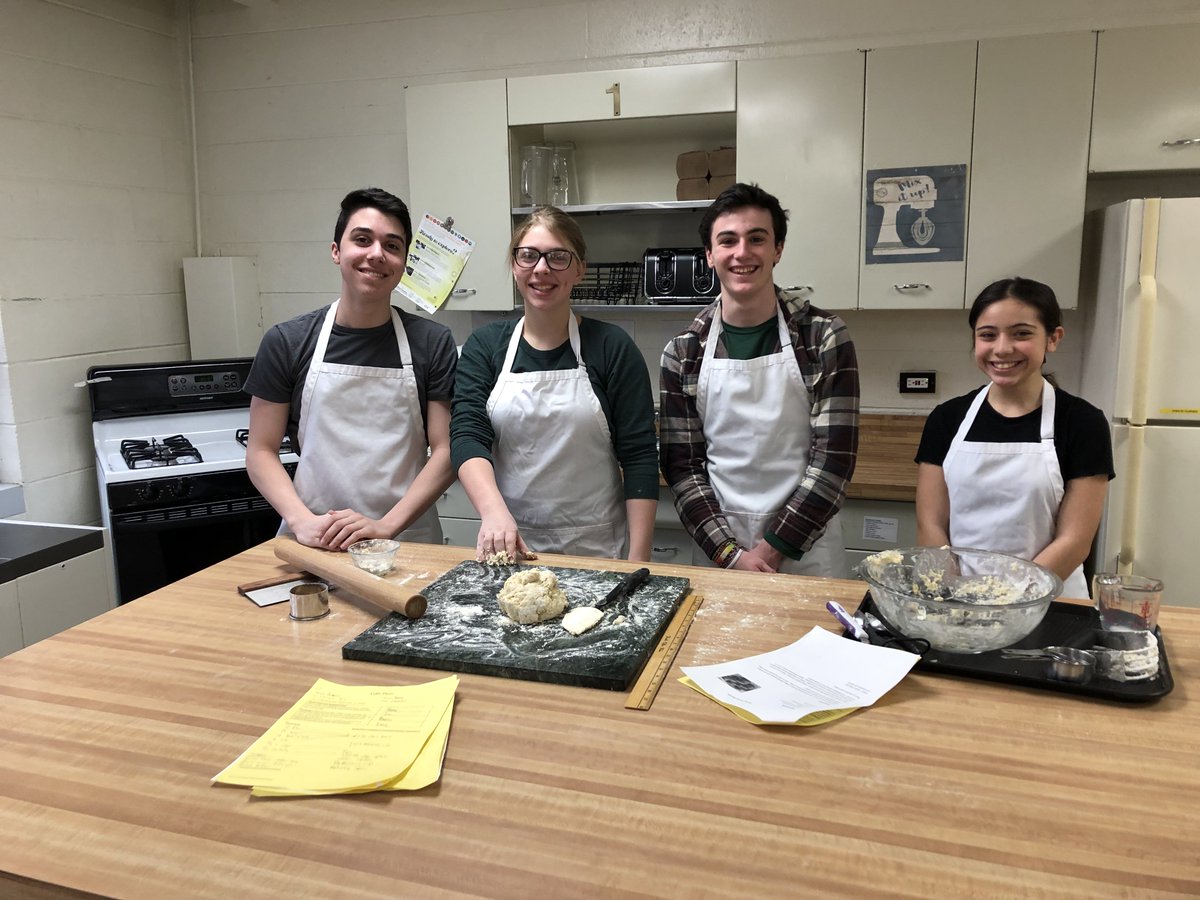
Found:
[848,592,1174,702]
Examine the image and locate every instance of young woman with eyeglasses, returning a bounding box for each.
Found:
[450,207,658,562]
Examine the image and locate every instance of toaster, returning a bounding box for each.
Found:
[643,248,721,302]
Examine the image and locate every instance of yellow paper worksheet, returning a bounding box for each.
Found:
[394,213,474,313]
[213,675,457,796]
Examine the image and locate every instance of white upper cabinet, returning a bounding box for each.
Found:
[967,32,1095,308]
[406,79,513,311]
[859,41,977,310]
[1092,24,1200,172]
[507,62,736,125]
[737,52,865,311]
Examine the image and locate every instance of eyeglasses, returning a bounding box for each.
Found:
[512,246,576,270]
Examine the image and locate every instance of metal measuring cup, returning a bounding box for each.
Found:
[1000,646,1097,684]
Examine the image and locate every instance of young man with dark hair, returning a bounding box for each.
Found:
[246,187,457,549]
[660,182,860,576]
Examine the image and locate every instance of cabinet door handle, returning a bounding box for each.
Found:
[605,82,621,117]
[652,546,679,556]
[1161,138,1200,147]
[783,285,813,293]
[894,283,931,291]
[450,288,477,297]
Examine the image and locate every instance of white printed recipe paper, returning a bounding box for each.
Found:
[395,213,475,314]
[680,626,919,725]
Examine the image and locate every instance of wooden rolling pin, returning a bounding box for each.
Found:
[272,537,428,619]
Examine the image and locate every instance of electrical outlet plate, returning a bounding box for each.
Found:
[899,371,936,394]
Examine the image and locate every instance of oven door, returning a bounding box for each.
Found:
[105,466,293,604]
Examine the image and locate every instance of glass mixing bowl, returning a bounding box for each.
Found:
[858,546,1063,654]
[347,539,400,576]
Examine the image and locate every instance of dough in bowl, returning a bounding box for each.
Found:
[497,568,568,624]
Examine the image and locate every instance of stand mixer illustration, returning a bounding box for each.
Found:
[871,174,939,256]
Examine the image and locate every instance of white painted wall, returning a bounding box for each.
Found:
[7,0,1200,524]
[0,0,195,523]
[190,0,1177,412]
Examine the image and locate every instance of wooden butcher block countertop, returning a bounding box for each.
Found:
[846,412,925,502]
[0,541,1197,898]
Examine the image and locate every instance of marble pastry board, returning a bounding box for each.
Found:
[342,561,692,691]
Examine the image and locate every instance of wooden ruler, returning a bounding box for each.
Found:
[625,592,704,711]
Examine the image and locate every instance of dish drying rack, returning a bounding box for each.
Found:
[570,261,641,305]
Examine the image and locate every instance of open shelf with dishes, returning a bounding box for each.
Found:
[508,113,734,211]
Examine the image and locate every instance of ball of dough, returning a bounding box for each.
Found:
[497,568,568,624]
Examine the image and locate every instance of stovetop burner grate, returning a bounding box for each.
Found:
[235,428,293,455]
[120,435,203,469]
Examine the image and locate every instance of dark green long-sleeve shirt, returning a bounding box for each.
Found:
[451,317,660,500]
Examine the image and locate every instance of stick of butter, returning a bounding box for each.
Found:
[561,607,604,636]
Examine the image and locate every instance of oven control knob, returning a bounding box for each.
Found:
[173,478,191,499]
[136,483,159,502]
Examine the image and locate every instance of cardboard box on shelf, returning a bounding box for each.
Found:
[708,147,736,177]
[708,174,735,199]
[677,177,710,201]
[676,150,709,180]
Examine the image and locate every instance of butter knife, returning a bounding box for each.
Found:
[597,567,651,610]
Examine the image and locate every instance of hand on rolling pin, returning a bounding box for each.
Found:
[321,508,393,550]
[291,510,344,550]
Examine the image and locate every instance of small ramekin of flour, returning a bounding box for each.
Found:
[348,539,400,576]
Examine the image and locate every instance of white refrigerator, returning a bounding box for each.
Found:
[1079,197,1200,609]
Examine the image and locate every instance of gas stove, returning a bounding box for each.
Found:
[121,435,203,469]
[86,358,300,603]
[94,409,297,484]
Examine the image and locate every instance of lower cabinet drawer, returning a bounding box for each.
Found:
[440,517,480,548]
[651,528,698,566]
[840,499,917,552]
[0,581,20,658]
[845,549,873,582]
[437,481,476,519]
[841,499,917,583]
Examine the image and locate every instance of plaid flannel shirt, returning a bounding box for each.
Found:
[659,289,859,565]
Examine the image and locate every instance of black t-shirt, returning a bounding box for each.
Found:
[244,304,457,451]
[915,386,1115,482]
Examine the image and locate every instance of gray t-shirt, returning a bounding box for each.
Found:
[245,303,457,452]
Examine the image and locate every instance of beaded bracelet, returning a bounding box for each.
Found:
[714,540,740,568]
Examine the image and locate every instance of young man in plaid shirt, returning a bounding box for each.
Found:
[659,182,859,576]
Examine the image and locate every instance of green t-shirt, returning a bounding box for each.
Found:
[450,317,659,500]
[720,317,778,360]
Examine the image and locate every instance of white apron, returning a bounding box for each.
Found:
[942,381,1088,598]
[486,315,626,558]
[695,303,845,577]
[284,301,441,544]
